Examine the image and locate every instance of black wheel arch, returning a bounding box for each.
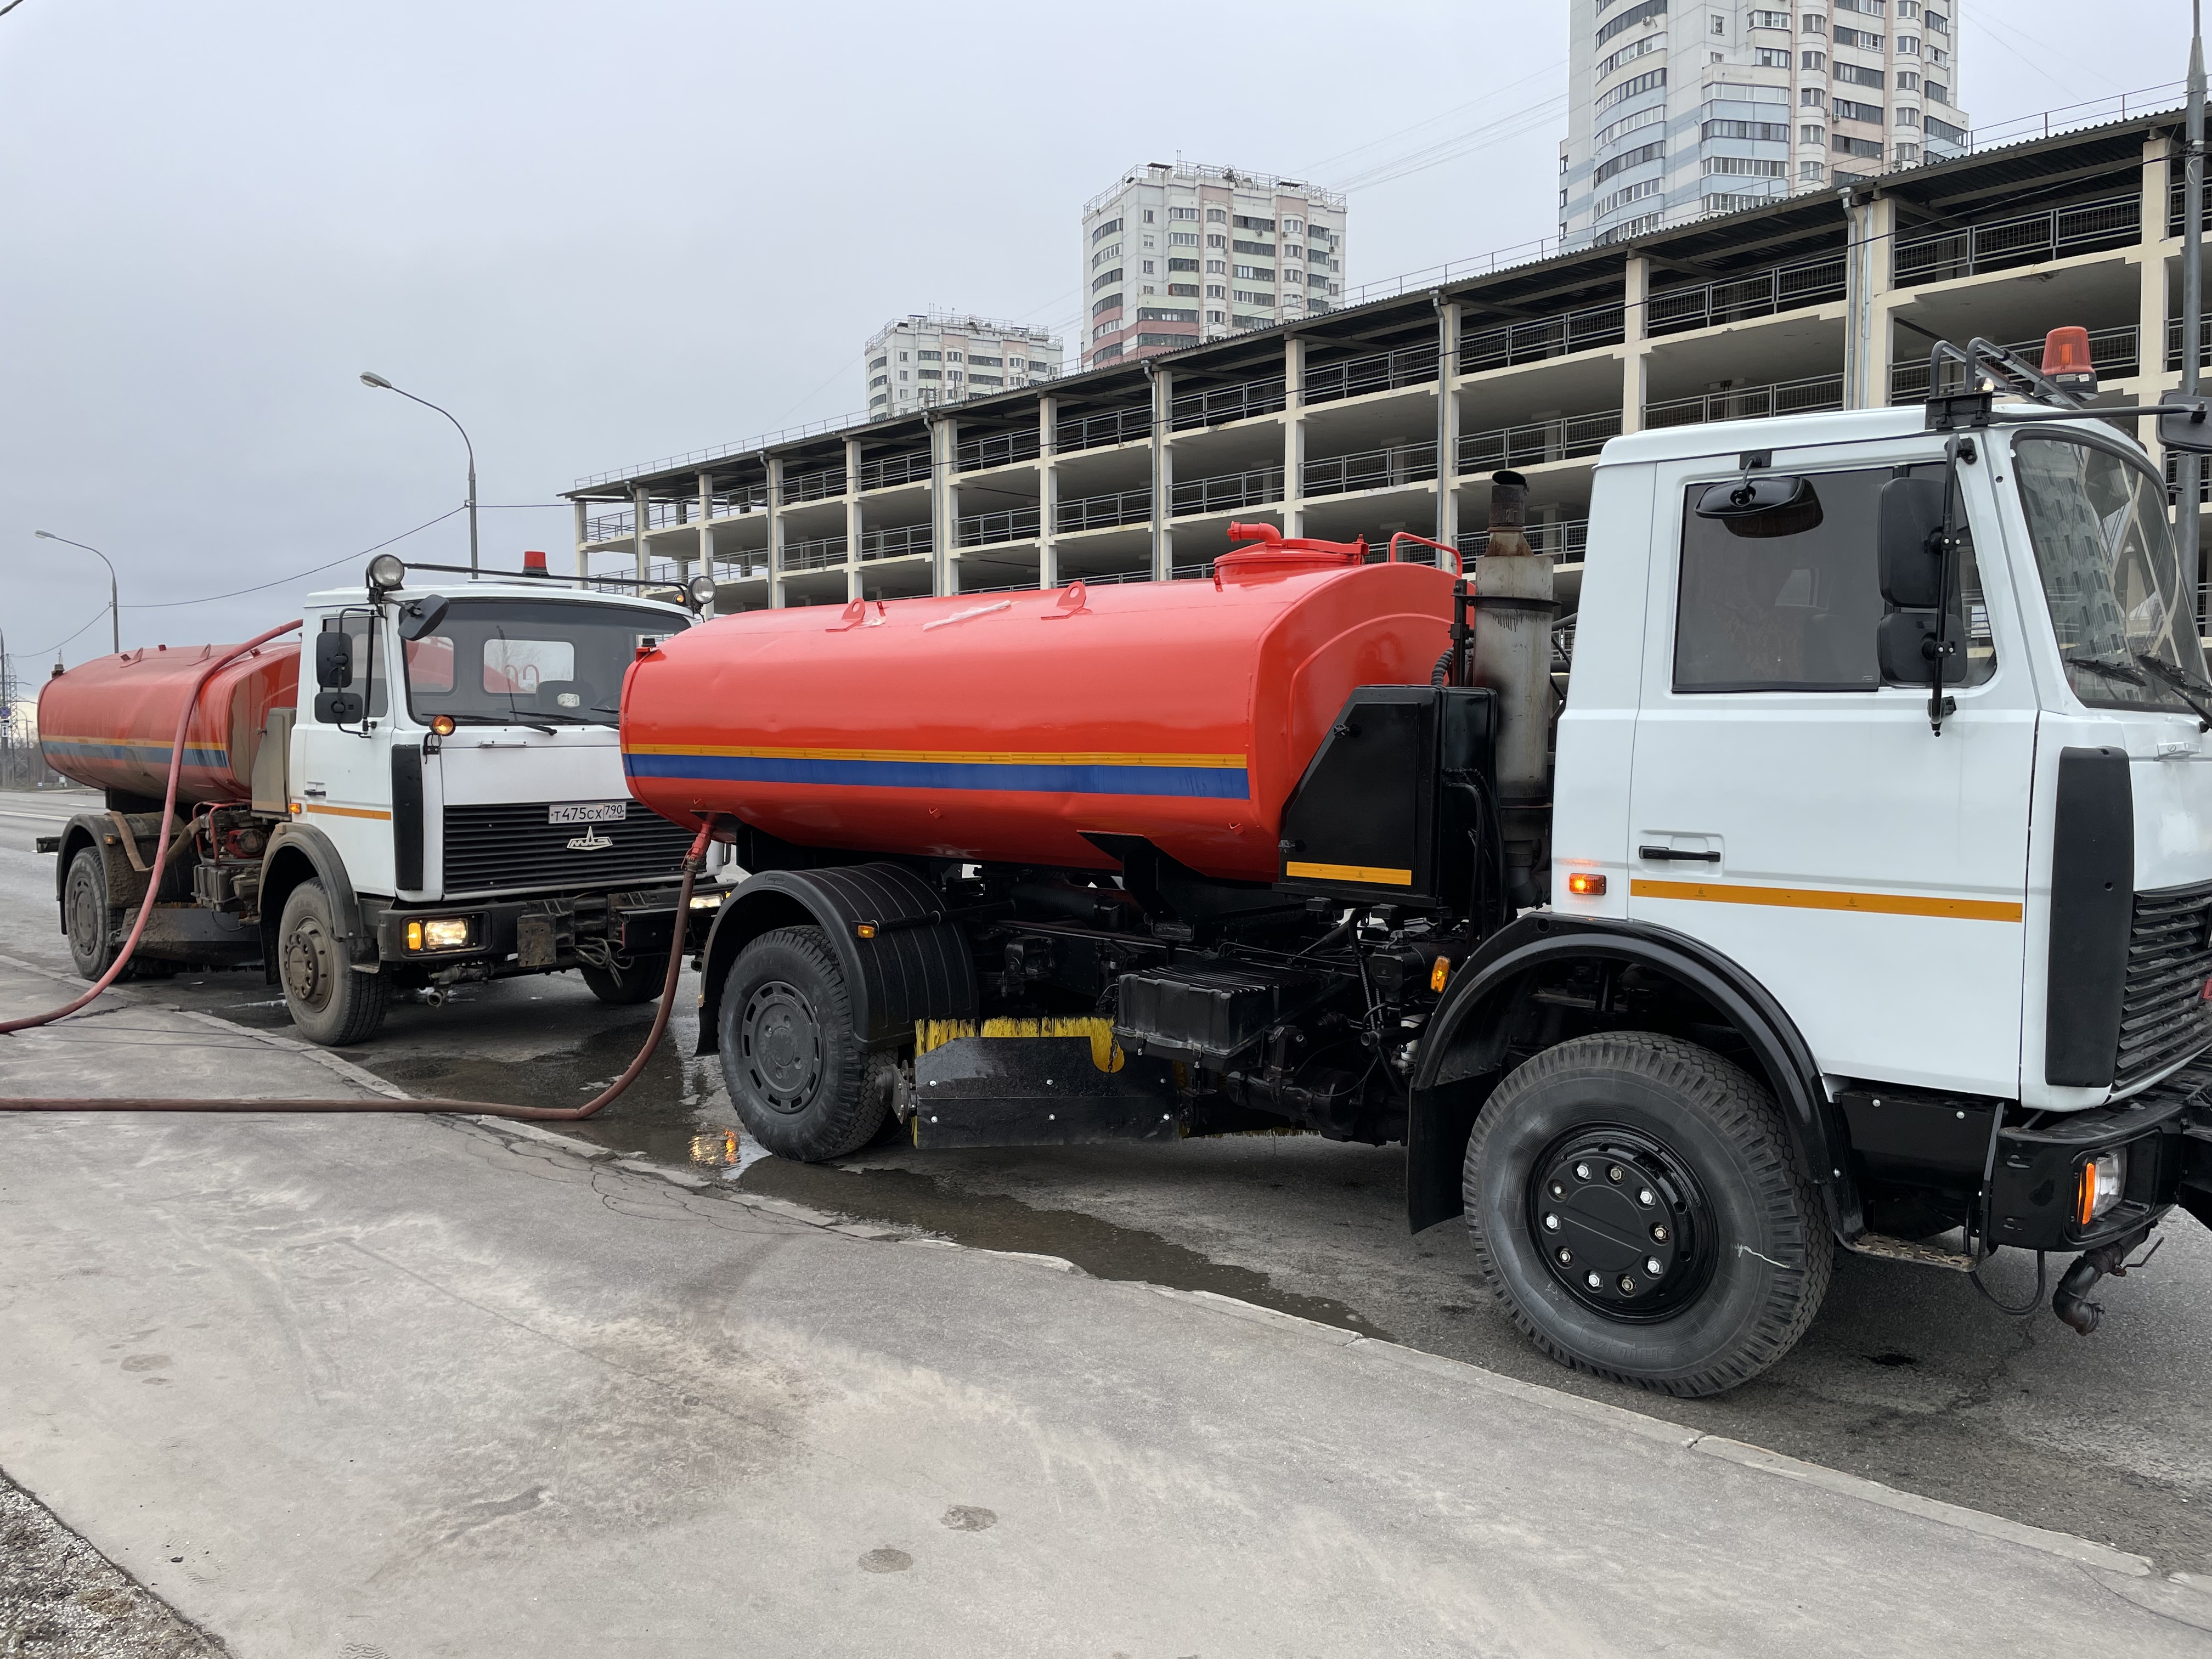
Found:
[1407,912,1858,1242]
[695,863,978,1057]
[258,823,371,981]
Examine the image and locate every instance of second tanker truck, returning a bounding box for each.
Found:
[623,334,2212,1395]
[36,554,726,1044]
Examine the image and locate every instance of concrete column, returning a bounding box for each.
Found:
[764,452,787,608]
[1278,336,1305,539]
[843,438,864,603]
[1434,296,1460,547]
[1620,255,1651,434]
[1038,396,1060,589]
[631,484,648,583]
[1859,195,1898,410]
[572,500,589,580]
[1148,364,1173,580]
[929,415,959,595]
[2144,135,2179,390]
[695,469,713,585]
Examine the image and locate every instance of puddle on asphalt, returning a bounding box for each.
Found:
[732,1154,1386,1338]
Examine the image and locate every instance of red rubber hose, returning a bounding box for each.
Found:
[2,620,711,1121]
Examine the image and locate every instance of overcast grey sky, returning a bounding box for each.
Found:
[0,0,2194,676]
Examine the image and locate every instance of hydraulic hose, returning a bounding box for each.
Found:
[1,620,711,1122]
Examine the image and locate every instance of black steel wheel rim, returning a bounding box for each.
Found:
[283,917,333,1012]
[740,979,822,1114]
[66,861,104,963]
[1526,1122,1717,1322]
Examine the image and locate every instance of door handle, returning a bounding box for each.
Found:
[301,785,328,798]
[1639,845,1719,863]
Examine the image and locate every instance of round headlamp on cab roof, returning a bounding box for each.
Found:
[687,573,718,609]
[366,554,408,592]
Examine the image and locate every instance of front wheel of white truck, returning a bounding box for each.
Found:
[277,880,390,1047]
[1464,1031,1832,1398]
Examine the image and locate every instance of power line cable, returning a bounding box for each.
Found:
[116,504,465,609]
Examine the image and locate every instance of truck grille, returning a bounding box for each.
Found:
[441,802,694,895]
[2115,881,2212,1091]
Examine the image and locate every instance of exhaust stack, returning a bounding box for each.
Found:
[1471,470,1555,909]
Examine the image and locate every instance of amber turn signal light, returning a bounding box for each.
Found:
[430,714,456,737]
[1567,872,1607,897]
[1429,956,1451,992]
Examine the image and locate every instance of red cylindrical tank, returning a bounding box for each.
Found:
[622,552,1453,882]
[39,642,300,806]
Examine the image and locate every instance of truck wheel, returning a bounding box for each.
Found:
[62,846,172,983]
[278,880,390,1046]
[716,926,881,1161]
[1463,1031,1832,1398]
[580,955,668,1005]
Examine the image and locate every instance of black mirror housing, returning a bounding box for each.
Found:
[1878,610,1968,686]
[314,630,354,691]
[313,689,364,725]
[1879,476,1948,609]
[1694,475,1822,538]
[2160,396,2212,455]
[397,596,450,643]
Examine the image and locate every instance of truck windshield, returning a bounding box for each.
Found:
[2015,433,2211,716]
[401,598,682,726]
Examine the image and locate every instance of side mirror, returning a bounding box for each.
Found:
[1694,474,1822,538]
[1877,610,1968,686]
[314,629,354,690]
[397,596,449,642]
[313,689,365,724]
[2160,396,2212,455]
[1878,475,1948,609]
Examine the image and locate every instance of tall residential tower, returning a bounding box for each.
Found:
[1079,163,1348,370]
[1561,0,1967,249]
[866,313,1062,421]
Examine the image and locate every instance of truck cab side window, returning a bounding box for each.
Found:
[320,614,388,721]
[1673,465,1994,692]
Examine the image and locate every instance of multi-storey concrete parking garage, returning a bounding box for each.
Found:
[567,108,2210,630]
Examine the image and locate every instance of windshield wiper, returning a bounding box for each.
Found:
[2068,654,2148,686]
[522,710,610,727]
[438,711,557,736]
[2132,653,2212,731]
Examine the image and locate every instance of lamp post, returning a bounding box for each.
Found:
[33,531,120,655]
[360,371,479,575]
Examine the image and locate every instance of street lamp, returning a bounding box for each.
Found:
[33,531,120,655]
[360,371,479,575]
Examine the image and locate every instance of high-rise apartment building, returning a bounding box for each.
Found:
[1560,0,1967,249]
[866,313,1063,421]
[1079,162,1348,370]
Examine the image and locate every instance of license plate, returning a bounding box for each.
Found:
[549,801,628,826]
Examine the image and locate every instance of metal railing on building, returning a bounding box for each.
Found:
[1893,193,2141,287]
[1057,405,1152,453]
[1170,376,1287,430]
[957,428,1043,472]
[857,452,933,490]
[780,534,849,572]
[783,466,848,504]
[1646,256,1847,338]
[584,510,633,543]
[713,484,769,516]
[859,523,933,561]
[1459,411,1622,469]
[1460,305,1626,375]
[2166,318,2212,375]
[958,505,1043,546]
[1460,518,1590,561]
[1647,374,1846,428]
[1057,488,1153,532]
[1305,344,1441,406]
[1894,327,2138,400]
[716,555,772,582]
[1302,442,1440,498]
[1172,465,1286,516]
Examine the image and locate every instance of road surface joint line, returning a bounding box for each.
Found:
[2084,1567,2212,1634]
[1688,1434,2153,1576]
[10,953,2172,1585]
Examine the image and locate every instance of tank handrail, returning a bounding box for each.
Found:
[1387,531,1464,575]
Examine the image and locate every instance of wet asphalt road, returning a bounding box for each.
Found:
[5,786,2211,1573]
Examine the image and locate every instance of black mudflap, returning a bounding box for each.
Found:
[911,1036,1179,1149]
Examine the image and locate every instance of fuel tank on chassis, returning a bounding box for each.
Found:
[621,560,1454,882]
[39,642,299,808]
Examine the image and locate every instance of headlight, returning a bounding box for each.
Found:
[687,573,718,608]
[405,917,474,952]
[2076,1149,2126,1227]
[689,891,725,910]
[368,553,408,591]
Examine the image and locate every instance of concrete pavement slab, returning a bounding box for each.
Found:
[2,1100,2210,1657]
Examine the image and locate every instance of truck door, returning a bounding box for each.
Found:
[291,611,398,894]
[1622,450,2038,1097]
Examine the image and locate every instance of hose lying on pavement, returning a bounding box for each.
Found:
[0,620,709,1122]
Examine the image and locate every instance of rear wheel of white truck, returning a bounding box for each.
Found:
[1464,1031,1832,1398]
[716,926,881,1161]
[277,879,390,1046]
[580,955,668,1005]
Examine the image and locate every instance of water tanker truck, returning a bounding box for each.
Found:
[36,555,725,1045]
[626,334,2212,1394]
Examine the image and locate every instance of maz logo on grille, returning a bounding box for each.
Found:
[565,832,614,851]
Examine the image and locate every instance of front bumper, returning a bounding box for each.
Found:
[367,885,722,974]
[1988,1065,2212,1250]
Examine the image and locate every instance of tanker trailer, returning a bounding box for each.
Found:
[36,557,726,1043]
